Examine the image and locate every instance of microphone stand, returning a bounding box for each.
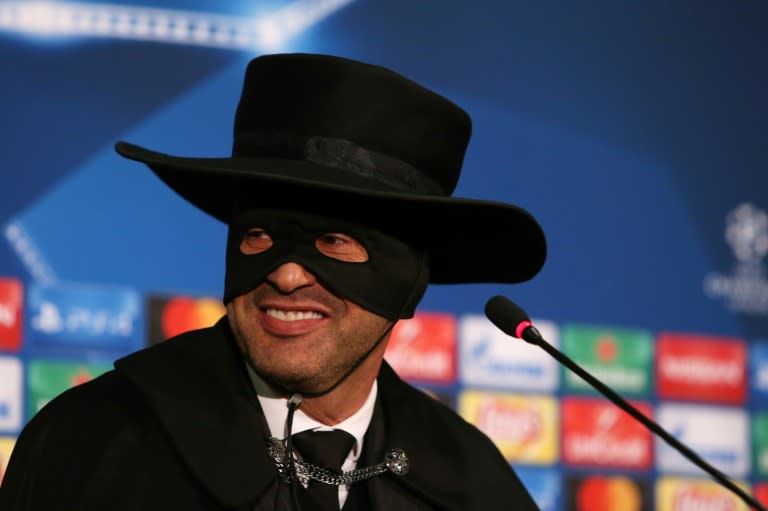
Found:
[532,335,763,511]
[485,296,766,511]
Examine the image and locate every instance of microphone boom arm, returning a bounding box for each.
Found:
[534,335,763,511]
[485,295,766,511]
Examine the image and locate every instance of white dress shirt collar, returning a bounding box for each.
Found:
[245,363,377,458]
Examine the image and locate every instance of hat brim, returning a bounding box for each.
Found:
[115,141,546,284]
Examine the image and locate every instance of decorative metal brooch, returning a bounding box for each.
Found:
[267,437,410,486]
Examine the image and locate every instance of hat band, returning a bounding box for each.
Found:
[232,133,446,195]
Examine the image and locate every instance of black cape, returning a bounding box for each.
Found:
[0,319,539,510]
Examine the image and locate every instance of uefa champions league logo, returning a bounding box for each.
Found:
[704,203,768,315]
[725,203,768,267]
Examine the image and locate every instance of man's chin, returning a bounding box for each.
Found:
[261,370,336,396]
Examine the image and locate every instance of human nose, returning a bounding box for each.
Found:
[266,262,317,293]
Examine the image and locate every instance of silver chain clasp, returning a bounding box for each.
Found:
[267,437,409,486]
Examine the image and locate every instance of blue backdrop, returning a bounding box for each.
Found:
[3,1,767,336]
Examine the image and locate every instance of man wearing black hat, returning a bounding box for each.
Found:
[0,54,545,510]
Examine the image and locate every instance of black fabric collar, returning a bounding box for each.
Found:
[114,318,516,510]
[115,318,274,508]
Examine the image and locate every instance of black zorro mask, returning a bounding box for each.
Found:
[224,209,430,320]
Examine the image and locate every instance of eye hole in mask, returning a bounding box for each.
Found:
[240,227,369,263]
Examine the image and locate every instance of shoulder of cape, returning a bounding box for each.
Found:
[375,363,539,510]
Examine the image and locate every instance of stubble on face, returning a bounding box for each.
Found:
[226,282,391,394]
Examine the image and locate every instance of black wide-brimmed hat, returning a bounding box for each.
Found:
[116,53,546,284]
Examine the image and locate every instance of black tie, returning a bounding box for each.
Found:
[292,429,355,511]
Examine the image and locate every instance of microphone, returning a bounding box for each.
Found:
[484,295,766,511]
[484,295,543,344]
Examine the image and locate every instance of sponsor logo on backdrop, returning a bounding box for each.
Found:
[0,436,16,483]
[146,294,226,345]
[459,315,558,391]
[704,202,768,316]
[26,359,112,419]
[755,483,768,508]
[0,356,22,433]
[26,282,142,353]
[515,467,561,511]
[561,325,652,396]
[458,390,558,465]
[561,397,653,470]
[656,404,749,477]
[754,412,768,477]
[384,312,456,384]
[751,341,768,404]
[0,278,23,351]
[565,475,651,511]
[656,477,750,511]
[656,333,747,404]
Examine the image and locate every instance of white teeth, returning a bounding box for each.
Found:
[265,308,322,321]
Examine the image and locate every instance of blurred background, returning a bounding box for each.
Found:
[0,1,767,509]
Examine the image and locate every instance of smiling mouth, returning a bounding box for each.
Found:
[264,308,324,321]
